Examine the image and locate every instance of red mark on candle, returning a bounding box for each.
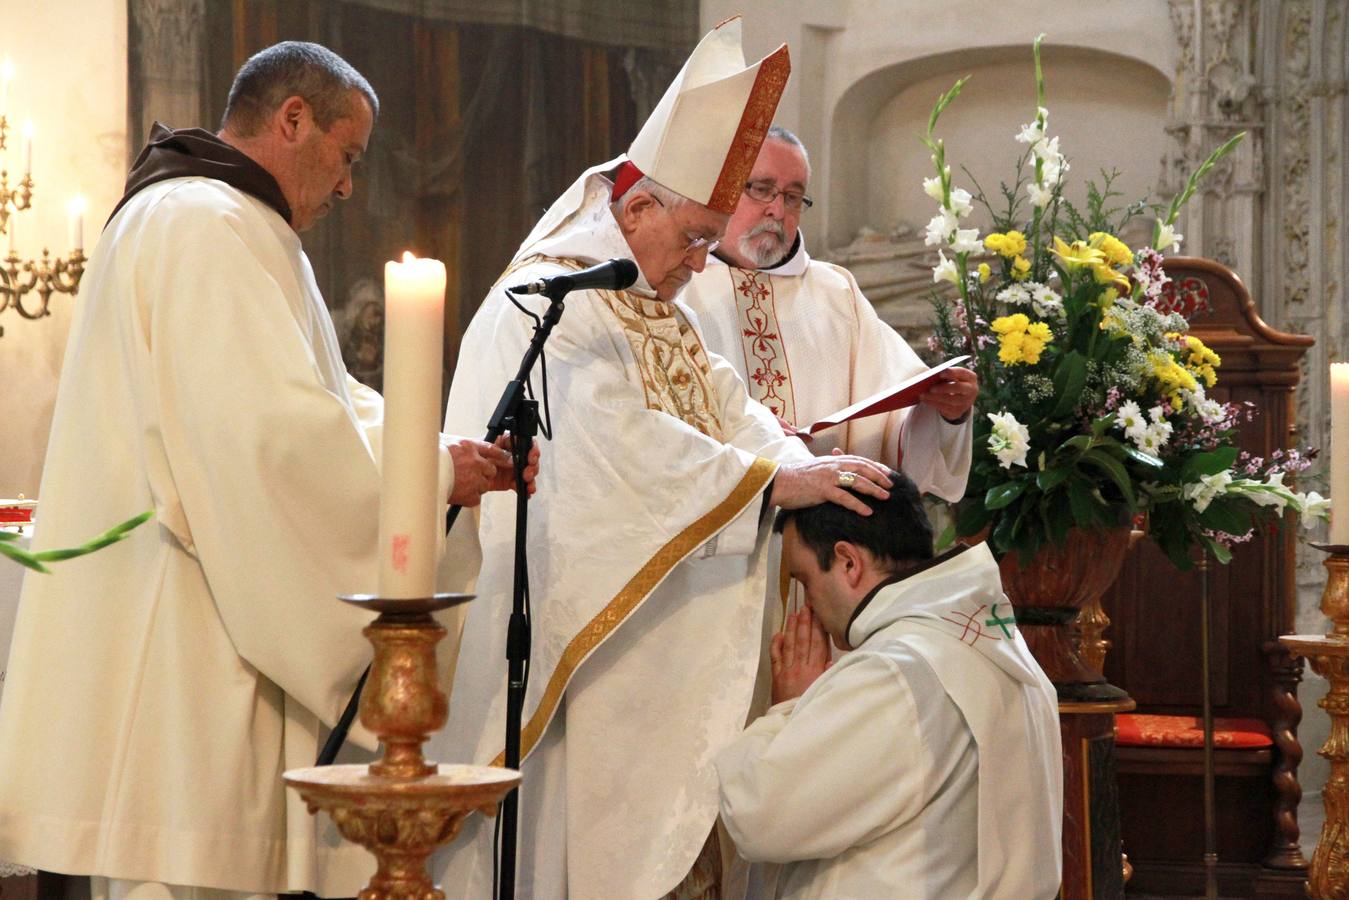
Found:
[392,535,410,573]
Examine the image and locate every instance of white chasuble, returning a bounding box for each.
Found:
[682,237,971,502]
[429,162,812,900]
[716,544,1063,899]
[0,178,450,896]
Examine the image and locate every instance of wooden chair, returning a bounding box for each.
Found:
[1099,257,1312,897]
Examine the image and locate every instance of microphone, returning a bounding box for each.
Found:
[508,258,639,298]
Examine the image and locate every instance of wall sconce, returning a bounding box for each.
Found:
[0,59,86,339]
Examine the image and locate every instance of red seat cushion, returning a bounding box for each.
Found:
[1115,713,1273,749]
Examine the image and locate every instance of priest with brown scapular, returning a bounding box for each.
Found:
[0,41,528,899]
[430,17,896,900]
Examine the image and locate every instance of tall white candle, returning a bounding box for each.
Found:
[377,251,446,597]
[1332,363,1349,545]
[5,214,13,257]
[68,195,84,252]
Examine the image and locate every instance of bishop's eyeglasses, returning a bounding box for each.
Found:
[744,181,814,211]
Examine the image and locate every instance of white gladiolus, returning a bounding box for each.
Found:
[1156,222,1183,253]
[923,176,945,202]
[951,228,983,254]
[1027,182,1054,208]
[925,210,959,247]
[948,186,974,217]
[932,250,960,284]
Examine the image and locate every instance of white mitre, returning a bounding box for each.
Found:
[622,15,790,214]
[513,16,790,266]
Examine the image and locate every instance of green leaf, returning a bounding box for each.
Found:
[1050,351,1089,418]
[934,522,957,552]
[956,500,993,537]
[0,531,20,543]
[1066,480,1098,529]
[1058,434,1093,454]
[1183,446,1239,480]
[986,480,1030,510]
[1197,497,1251,536]
[1120,446,1164,468]
[1081,448,1136,509]
[0,541,50,574]
[1201,535,1234,565]
[1036,467,1070,491]
[21,511,153,567]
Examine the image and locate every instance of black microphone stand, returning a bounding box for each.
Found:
[482,289,568,900]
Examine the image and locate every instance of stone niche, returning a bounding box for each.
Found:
[821,44,1172,348]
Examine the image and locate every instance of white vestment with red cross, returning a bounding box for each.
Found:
[716,542,1063,899]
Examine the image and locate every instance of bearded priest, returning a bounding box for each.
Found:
[681,126,977,499]
[431,17,896,900]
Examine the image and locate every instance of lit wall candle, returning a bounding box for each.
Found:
[378,251,446,597]
[21,120,32,176]
[1333,363,1349,545]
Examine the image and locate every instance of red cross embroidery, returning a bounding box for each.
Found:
[939,603,1001,645]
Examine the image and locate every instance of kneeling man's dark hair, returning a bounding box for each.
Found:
[773,469,933,573]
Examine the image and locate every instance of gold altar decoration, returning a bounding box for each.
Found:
[0,101,87,338]
[1279,544,1349,900]
[285,594,520,900]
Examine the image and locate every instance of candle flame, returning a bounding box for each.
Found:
[401,251,416,264]
[1,58,12,83]
[68,195,86,215]
[21,120,33,139]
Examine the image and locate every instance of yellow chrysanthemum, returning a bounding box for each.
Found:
[1011,255,1031,281]
[1051,236,1106,270]
[1026,321,1053,342]
[992,314,1052,365]
[978,262,991,283]
[984,231,1028,259]
[1165,332,1222,388]
[1148,351,1200,409]
[991,313,1029,334]
[1088,231,1135,268]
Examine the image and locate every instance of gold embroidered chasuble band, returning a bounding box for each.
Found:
[503,254,726,438]
[488,254,778,765]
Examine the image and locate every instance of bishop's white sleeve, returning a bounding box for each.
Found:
[899,404,972,502]
[842,267,971,501]
[715,653,931,862]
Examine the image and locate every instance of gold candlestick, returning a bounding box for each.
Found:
[1279,543,1349,899]
[285,594,519,900]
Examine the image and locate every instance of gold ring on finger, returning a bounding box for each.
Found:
[836,470,858,488]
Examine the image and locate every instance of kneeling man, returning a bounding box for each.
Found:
[715,475,1063,899]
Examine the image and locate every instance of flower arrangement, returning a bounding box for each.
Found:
[925,35,1329,569]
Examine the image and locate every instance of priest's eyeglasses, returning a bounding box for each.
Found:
[744,181,814,211]
[652,194,721,255]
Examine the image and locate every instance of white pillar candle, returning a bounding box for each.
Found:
[5,213,13,256]
[21,121,32,177]
[1332,363,1349,545]
[377,251,446,597]
[68,195,84,252]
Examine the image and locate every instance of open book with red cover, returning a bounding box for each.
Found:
[804,355,971,435]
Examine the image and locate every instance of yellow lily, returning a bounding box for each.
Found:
[1051,236,1105,270]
